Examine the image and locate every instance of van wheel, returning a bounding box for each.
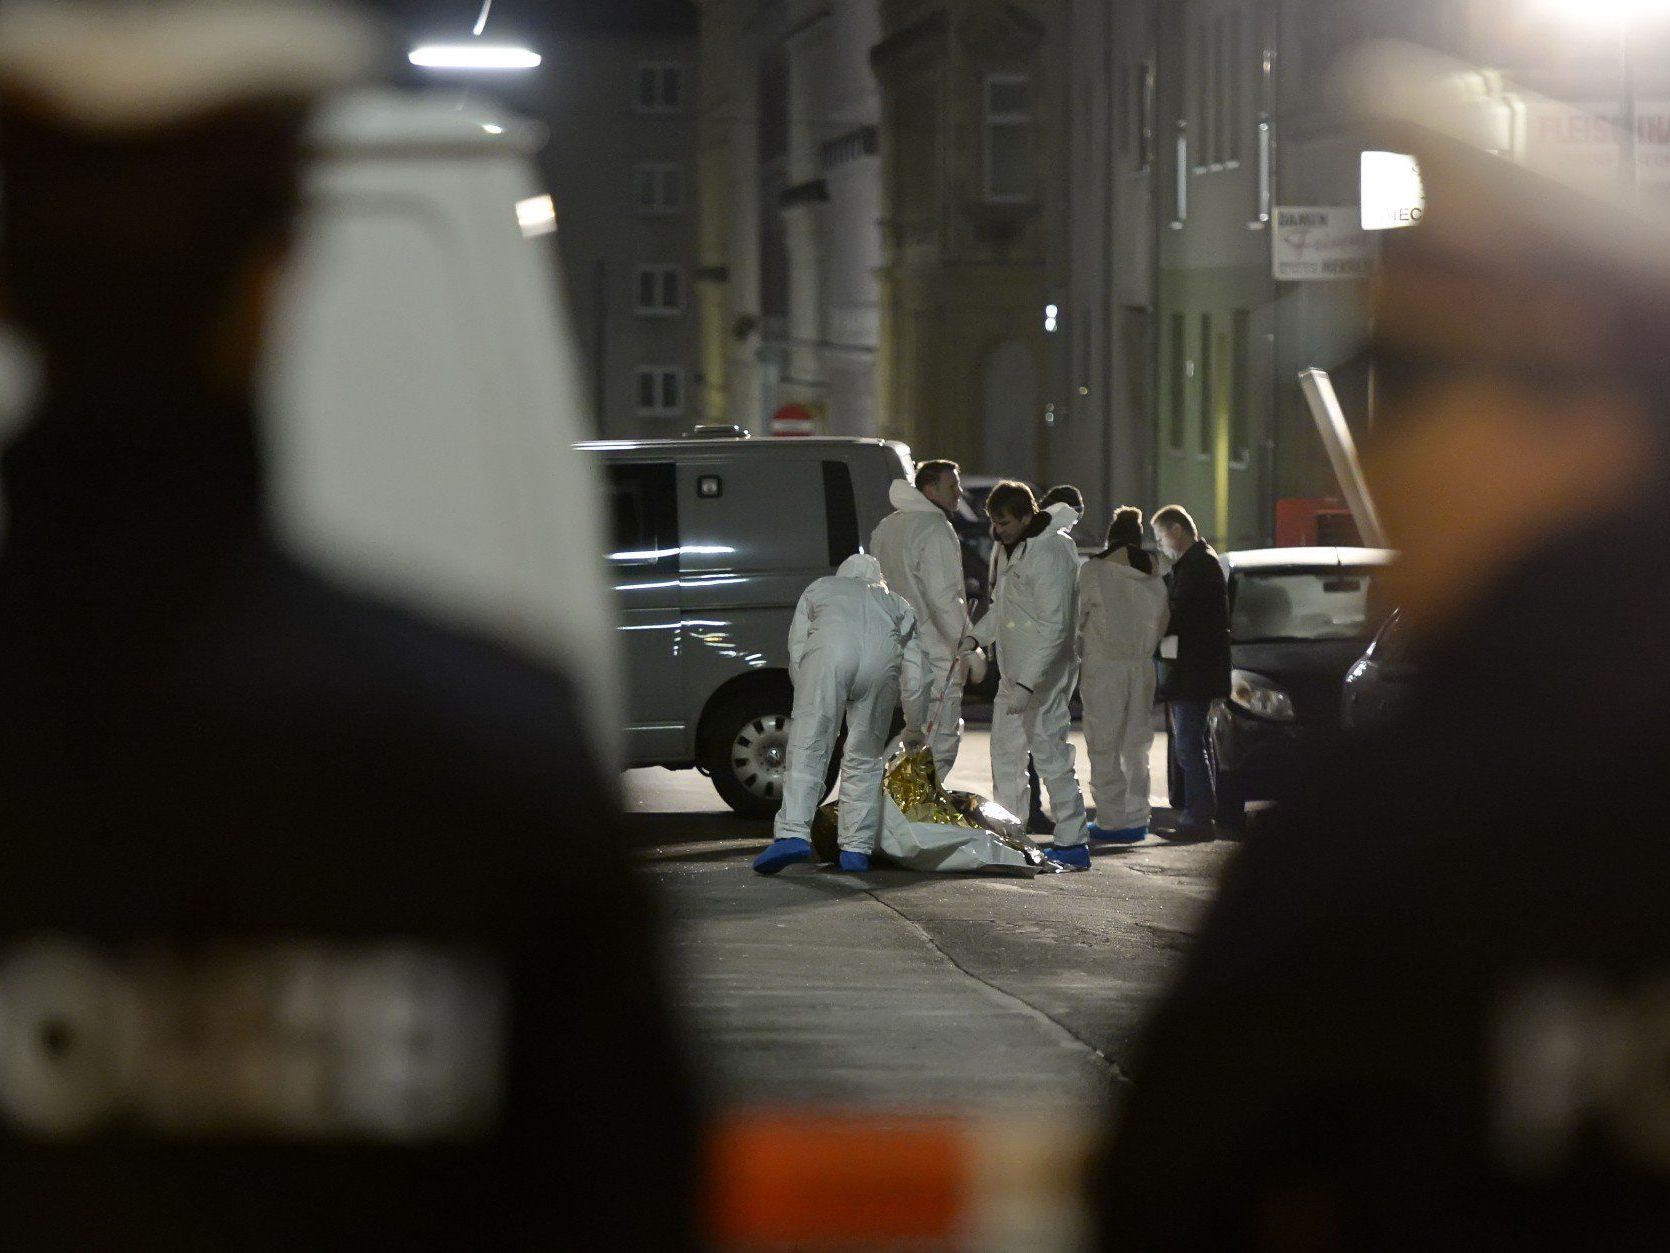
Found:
[700,691,839,818]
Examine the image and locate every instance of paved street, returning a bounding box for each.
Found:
[628,726,1237,1121]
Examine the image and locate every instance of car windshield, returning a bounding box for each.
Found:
[1231,568,1377,642]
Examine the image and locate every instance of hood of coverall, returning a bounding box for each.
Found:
[837,553,885,584]
[889,479,945,514]
[1099,549,1172,582]
[1046,502,1081,535]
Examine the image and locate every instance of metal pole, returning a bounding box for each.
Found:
[1622,15,1639,193]
[593,259,608,435]
[1146,0,1164,506]
[1297,368,1388,548]
[1261,0,1281,545]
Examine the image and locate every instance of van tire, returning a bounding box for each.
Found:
[700,690,840,818]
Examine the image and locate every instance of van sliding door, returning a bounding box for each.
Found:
[606,461,684,763]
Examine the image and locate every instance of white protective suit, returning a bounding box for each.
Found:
[971,505,1089,846]
[776,554,930,854]
[988,501,1083,598]
[870,479,968,780]
[1077,549,1172,831]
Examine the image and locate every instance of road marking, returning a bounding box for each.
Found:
[856,889,1129,1084]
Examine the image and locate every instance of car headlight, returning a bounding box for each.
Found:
[1230,669,1297,722]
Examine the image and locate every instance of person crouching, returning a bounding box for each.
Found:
[753,554,929,875]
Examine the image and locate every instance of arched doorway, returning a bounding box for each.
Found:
[980,338,1037,481]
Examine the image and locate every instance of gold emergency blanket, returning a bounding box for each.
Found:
[887,747,981,829]
[811,747,1064,874]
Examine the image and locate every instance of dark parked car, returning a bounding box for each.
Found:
[1341,607,1416,734]
[1168,547,1394,829]
[951,487,997,620]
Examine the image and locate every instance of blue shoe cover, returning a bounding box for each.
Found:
[1045,843,1092,870]
[752,838,813,875]
[1088,823,1148,844]
[838,851,871,873]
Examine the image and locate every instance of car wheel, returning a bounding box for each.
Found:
[700,691,839,818]
[1206,734,1246,832]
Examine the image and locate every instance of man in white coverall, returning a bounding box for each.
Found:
[870,459,968,782]
[988,487,1083,833]
[1079,507,1171,844]
[753,553,929,875]
[965,482,1091,869]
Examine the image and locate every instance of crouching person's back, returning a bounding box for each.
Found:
[753,554,927,875]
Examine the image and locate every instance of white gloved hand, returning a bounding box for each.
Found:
[900,728,928,754]
[1005,682,1036,715]
[956,633,980,657]
[963,648,988,686]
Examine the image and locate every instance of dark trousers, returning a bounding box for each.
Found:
[1027,758,1050,832]
[1169,700,1216,827]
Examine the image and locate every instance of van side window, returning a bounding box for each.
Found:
[678,460,826,576]
[821,460,859,567]
[607,462,677,570]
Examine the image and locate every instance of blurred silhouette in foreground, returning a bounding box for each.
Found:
[1100,45,1670,1247]
[0,3,697,1246]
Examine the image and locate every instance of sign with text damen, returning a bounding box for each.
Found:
[1272,207,1373,282]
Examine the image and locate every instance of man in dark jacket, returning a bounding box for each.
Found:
[1152,505,1231,839]
[0,5,697,1247]
[1099,46,1670,1246]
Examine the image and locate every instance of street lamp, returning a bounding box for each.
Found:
[408,44,541,70]
[408,0,539,73]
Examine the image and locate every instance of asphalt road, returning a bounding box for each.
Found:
[627,726,1237,1121]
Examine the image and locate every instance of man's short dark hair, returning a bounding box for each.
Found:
[1106,506,1144,548]
[914,459,960,493]
[1039,484,1083,512]
[985,480,1037,520]
[1152,505,1198,537]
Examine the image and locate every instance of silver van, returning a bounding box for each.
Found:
[582,436,911,814]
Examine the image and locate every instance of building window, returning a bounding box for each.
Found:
[1231,309,1252,466]
[634,163,683,214]
[982,73,1034,203]
[819,125,879,173]
[635,266,684,316]
[1132,59,1155,172]
[1194,22,1212,170]
[1199,313,1215,457]
[635,367,684,417]
[1195,12,1246,170]
[1225,11,1245,165]
[1214,16,1230,166]
[1168,313,1187,452]
[1116,62,1129,155]
[635,62,684,113]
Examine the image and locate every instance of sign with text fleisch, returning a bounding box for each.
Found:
[1523,99,1670,190]
[1272,206,1373,281]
